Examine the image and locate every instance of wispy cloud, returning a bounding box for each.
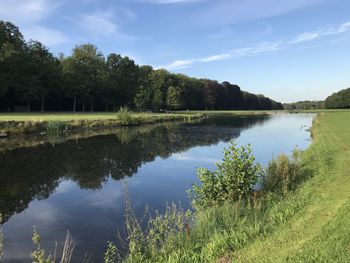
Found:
[69,10,137,41]
[159,42,282,70]
[23,25,69,46]
[0,0,69,46]
[160,21,350,70]
[193,0,327,26]
[291,21,350,44]
[143,0,207,4]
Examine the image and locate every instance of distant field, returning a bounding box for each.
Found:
[0,112,203,134]
[0,112,195,122]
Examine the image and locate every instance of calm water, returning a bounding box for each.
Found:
[0,114,314,262]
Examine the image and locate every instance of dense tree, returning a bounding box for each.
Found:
[324,88,350,109]
[0,21,27,111]
[0,20,284,112]
[62,44,105,112]
[284,100,324,110]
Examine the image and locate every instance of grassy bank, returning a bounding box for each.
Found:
[232,111,350,262]
[0,112,202,135]
[118,111,350,262]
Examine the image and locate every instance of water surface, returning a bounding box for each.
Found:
[0,113,314,262]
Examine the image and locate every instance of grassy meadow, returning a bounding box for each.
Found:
[0,111,202,134]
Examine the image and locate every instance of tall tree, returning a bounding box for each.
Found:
[62,44,105,112]
[0,21,26,111]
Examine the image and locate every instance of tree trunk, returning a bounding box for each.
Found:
[90,103,93,112]
[27,99,31,112]
[41,94,45,112]
[105,104,108,112]
[82,104,85,112]
[73,96,77,112]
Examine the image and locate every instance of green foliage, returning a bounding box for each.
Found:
[0,215,3,261]
[46,121,66,136]
[104,242,119,263]
[261,149,302,195]
[120,201,192,262]
[0,20,283,112]
[31,227,53,263]
[324,87,350,109]
[283,100,324,110]
[189,141,261,208]
[117,106,133,125]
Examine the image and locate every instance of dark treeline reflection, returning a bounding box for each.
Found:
[0,115,269,224]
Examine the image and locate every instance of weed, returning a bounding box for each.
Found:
[117,107,133,125]
[46,121,66,136]
[189,141,262,208]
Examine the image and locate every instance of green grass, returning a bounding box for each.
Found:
[0,112,202,134]
[231,111,350,262]
[0,112,194,122]
[121,111,350,263]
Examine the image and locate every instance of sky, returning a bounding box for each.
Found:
[1,0,350,102]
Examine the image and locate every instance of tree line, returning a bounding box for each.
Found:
[284,88,350,110]
[283,100,325,110]
[324,88,350,109]
[0,21,283,112]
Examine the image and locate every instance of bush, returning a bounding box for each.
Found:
[261,149,302,195]
[0,216,3,261]
[117,106,133,125]
[189,141,262,208]
[46,121,66,136]
[31,228,75,263]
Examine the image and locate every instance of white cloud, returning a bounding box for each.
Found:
[171,152,220,163]
[193,0,327,26]
[291,21,350,44]
[143,0,207,4]
[0,0,57,23]
[70,11,136,41]
[23,25,69,46]
[160,21,350,70]
[0,0,69,46]
[159,42,281,70]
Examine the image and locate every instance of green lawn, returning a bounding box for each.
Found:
[231,111,350,262]
[0,112,193,122]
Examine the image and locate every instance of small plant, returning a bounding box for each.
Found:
[107,184,193,262]
[261,149,302,195]
[189,141,261,208]
[46,121,66,136]
[32,227,53,263]
[104,242,119,263]
[117,106,133,125]
[0,215,3,261]
[31,228,75,263]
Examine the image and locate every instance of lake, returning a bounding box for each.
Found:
[0,113,315,262]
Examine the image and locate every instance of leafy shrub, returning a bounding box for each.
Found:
[0,216,3,261]
[31,228,75,263]
[104,242,119,263]
[32,227,53,263]
[261,149,302,195]
[106,199,192,263]
[189,141,262,208]
[117,106,133,125]
[46,121,66,136]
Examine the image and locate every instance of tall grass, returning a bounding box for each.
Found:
[0,215,3,261]
[46,121,67,136]
[31,228,75,263]
[117,141,334,263]
[117,107,133,125]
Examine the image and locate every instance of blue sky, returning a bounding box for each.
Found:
[1,0,350,102]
